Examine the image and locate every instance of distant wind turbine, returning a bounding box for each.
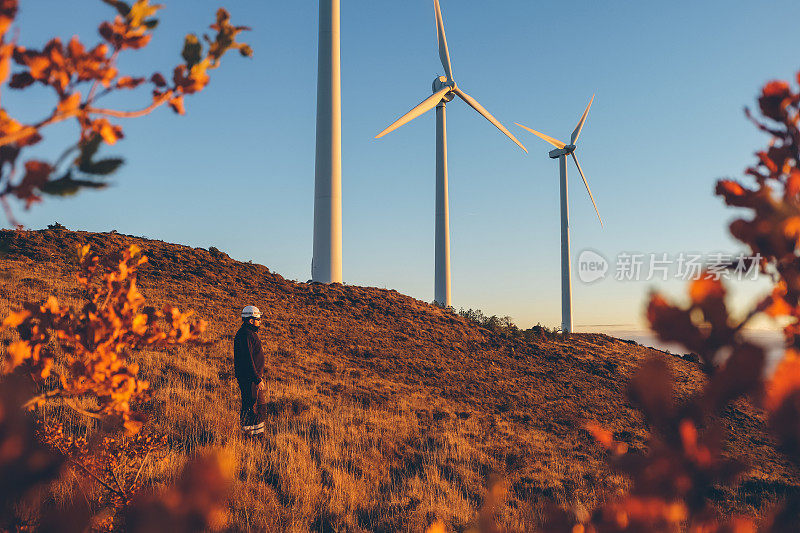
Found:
[515,96,602,333]
[312,0,342,284]
[376,0,527,307]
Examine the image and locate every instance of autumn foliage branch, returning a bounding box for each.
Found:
[1,244,207,433]
[0,0,252,227]
[451,69,800,533]
[0,1,247,528]
[561,73,800,532]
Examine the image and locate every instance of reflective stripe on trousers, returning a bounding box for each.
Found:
[243,421,265,435]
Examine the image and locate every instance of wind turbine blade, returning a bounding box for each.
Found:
[375,87,451,139]
[571,152,603,227]
[433,0,454,83]
[514,122,566,150]
[571,94,594,145]
[454,88,527,153]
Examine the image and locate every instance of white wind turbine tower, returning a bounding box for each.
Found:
[312,0,342,284]
[515,96,602,333]
[376,0,527,307]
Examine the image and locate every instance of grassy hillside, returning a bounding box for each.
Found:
[1,228,798,532]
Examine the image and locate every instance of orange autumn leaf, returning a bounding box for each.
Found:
[127,0,162,29]
[587,422,629,455]
[689,276,725,304]
[765,356,800,412]
[56,91,81,114]
[586,422,614,448]
[608,497,688,527]
[764,296,792,318]
[5,340,32,371]
[40,295,61,314]
[424,521,446,533]
[66,35,85,58]
[783,216,800,241]
[760,283,793,317]
[13,160,53,207]
[2,308,30,328]
[0,0,17,36]
[123,418,144,435]
[90,117,123,145]
[168,94,185,115]
[757,150,779,173]
[647,293,706,354]
[0,41,13,85]
[787,169,800,198]
[679,419,713,466]
[126,279,144,308]
[759,80,793,120]
[99,17,152,50]
[717,179,746,197]
[116,75,145,89]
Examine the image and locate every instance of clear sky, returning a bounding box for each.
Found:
[7,0,800,332]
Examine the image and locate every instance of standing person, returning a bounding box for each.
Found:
[233,306,266,437]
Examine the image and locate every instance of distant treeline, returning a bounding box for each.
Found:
[456,308,561,340]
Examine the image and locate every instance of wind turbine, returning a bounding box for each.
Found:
[376,0,527,308]
[515,96,602,334]
[312,0,342,284]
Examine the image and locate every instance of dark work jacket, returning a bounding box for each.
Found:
[233,322,265,384]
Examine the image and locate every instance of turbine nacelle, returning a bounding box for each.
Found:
[548,145,576,159]
[374,1,527,155]
[516,95,602,227]
[433,75,456,101]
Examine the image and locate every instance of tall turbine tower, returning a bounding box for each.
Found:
[312,0,342,284]
[376,0,527,307]
[515,96,602,333]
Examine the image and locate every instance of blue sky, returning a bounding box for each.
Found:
[7,0,800,332]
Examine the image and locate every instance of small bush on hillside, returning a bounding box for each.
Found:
[458,308,561,341]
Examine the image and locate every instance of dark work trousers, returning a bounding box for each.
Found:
[237,379,264,436]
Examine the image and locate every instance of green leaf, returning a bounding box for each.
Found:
[81,158,125,176]
[144,18,159,29]
[77,135,103,167]
[101,0,131,17]
[76,135,123,176]
[41,172,108,197]
[182,34,202,69]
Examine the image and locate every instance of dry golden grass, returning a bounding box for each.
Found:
[2,228,798,531]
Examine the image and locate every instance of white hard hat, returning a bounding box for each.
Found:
[241,305,262,319]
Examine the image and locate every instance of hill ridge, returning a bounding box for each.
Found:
[1,228,798,531]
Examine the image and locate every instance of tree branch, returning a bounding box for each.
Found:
[68,458,125,497]
[21,389,62,410]
[87,49,120,104]
[87,91,173,119]
[0,194,21,228]
[0,109,80,148]
[132,448,152,486]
